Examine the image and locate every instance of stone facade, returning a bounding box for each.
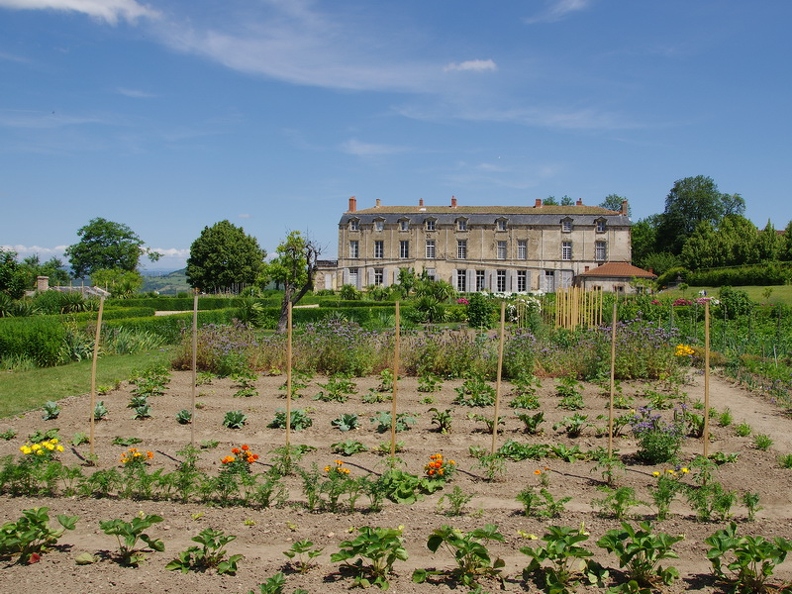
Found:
[335,196,632,293]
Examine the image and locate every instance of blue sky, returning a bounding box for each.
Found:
[1,0,790,271]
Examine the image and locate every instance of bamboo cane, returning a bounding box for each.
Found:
[89,295,105,458]
[490,301,506,455]
[390,302,401,458]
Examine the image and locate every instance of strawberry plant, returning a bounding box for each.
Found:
[330,525,408,589]
[597,521,682,588]
[521,524,593,594]
[99,513,165,567]
[0,507,78,564]
[283,539,323,574]
[166,527,243,575]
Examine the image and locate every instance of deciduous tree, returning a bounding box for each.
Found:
[65,218,160,278]
[261,230,321,333]
[186,220,266,293]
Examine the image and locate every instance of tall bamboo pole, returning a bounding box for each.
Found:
[286,302,293,449]
[607,301,617,457]
[703,301,711,457]
[490,301,506,455]
[190,292,198,447]
[89,295,105,458]
[390,302,401,458]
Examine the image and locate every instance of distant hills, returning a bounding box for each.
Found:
[141,268,190,295]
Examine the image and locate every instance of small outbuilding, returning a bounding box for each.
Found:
[574,261,656,294]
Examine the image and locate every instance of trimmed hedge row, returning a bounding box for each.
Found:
[686,262,792,287]
[101,309,239,343]
[0,317,66,367]
[318,300,397,308]
[107,297,254,311]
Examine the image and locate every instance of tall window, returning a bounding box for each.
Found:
[374,220,384,232]
[425,219,436,231]
[457,219,467,231]
[476,270,486,291]
[374,268,384,286]
[517,270,527,292]
[596,219,607,233]
[561,241,572,260]
[496,219,507,231]
[562,219,572,232]
[456,269,467,292]
[497,241,507,259]
[426,239,436,259]
[349,240,359,259]
[457,239,467,259]
[399,219,409,231]
[595,240,607,261]
[496,270,507,292]
[399,240,410,259]
[349,219,359,231]
[517,239,527,260]
[374,240,384,259]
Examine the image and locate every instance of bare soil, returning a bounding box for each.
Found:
[2,369,792,593]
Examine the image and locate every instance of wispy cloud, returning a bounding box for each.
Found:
[115,87,156,99]
[524,0,592,24]
[0,108,108,129]
[0,50,30,63]
[1,244,68,258]
[444,59,497,73]
[340,139,408,157]
[0,0,160,25]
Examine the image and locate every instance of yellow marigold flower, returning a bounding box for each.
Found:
[56,445,64,452]
[666,469,675,475]
[35,449,44,456]
[681,467,689,474]
[51,438,59,444]
[31,443,41,451]
[20,445,31,455]
[324,466,331,473]
[45,442,55,451]
[652,471,661,477]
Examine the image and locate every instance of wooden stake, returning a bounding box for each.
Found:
[490,301,506,455]
[703,300,711,457]
[190,292,198,447]
[607,301,617,458]
[89,296,105,458]
[286,302,293,449]
[390,302,401,458]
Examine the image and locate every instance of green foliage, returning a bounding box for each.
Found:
[553,413,591,438]
[0,316,67,367]
[429,407,453,434]
[0,507,78,564]
[453,374,496,407]
[223,410,248,429]
[592,486,644,520]
[516,487,571,519]
[0,249,30,300]
[331,525,408,590]
[41,400,61,420]
[370,411,416,433]
[521,524,594,594]
[93,400,109,421]
[742,492,762,522]
[466,292,496,329]
[754,433,773,451]
[186,220,265,293]
[778,453,792,469]
[438,485,474,516]
[66,217,157,278]
[283,540,323,574]
[330,439,368,456]
[166,527,243,575]
[413,524,505,589]
[314,373,356,402]
[705,522,792,593]
[417,373,442,393]
[516,411,545,434]
[331,412,360,432]
[176,409,192,424]
[99,513,165,567]
[268,409,312,431]
[735,422,752,437]
[597,521,682,587]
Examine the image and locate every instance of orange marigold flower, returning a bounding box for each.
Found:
[231,447,240,455]
[252,454,259,460]
[427,469,435,475]
[449,460,456,465]
[146,451,154,459]
[534,469,542,475]
[241,444,249,451]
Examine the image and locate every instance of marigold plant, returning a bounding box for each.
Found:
[324,459,351,477]
[19,438,65,463]
[424,453,456,480]
[119,447,154,467]
[221,444,259,474]
[674,344,695,357]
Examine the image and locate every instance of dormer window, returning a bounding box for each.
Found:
[496,218,508,232]
[425,218,436,232]
[399,219,410,231]
[457,218,468,232]
[349,218,360,231]
[374,219,384,232]
[595,218,607,233]
[561,218,573,233]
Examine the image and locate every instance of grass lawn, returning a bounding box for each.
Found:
[0,348,174,419]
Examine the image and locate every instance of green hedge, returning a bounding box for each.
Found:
[0,316,66,367]
[102,309,239,343]
[69,307,157,321]
[107,297,253,311]
[687,263,792,287]
[251,306,396,329]
[318,300,397,308]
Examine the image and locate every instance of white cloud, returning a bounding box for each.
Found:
[1,244,67,258]
[238,213,251,219]
[150,247,189,259]
[340,139,407,157]
[0,108,109,130]
[524,0,592,24]
[115,87,156,99]
[0,0,158,24]
[444,59,497,73]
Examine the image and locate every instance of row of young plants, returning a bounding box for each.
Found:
[4,498,792,594]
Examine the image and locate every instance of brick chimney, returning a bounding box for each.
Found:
[534,198,542,208]
[419,198,424,206]
[621,200,629,215]
[450,196,457,208]
[37,276,49,292]
[348,196,357,212]
[576,198,583,206]
[375,198,381,207]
